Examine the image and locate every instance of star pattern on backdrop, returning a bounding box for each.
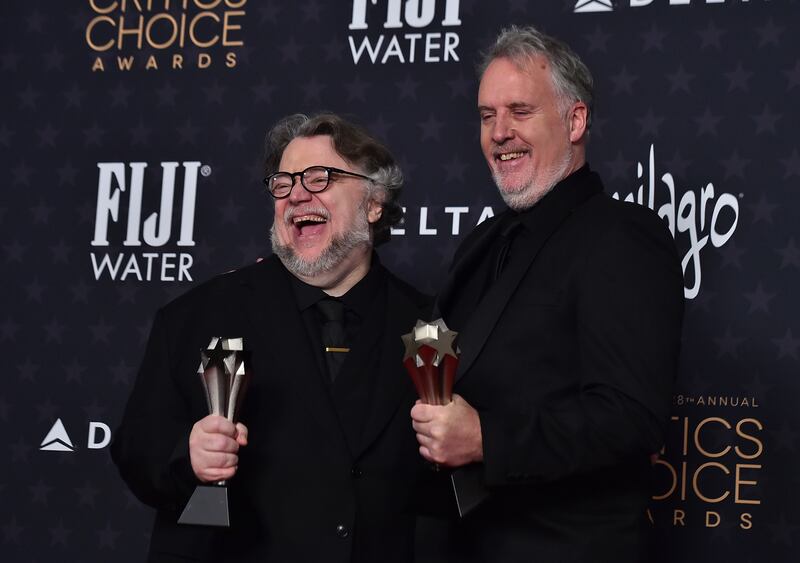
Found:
[2,4,799,563]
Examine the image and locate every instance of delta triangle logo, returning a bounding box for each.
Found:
[40,418,75,452]
[575,0,613,13]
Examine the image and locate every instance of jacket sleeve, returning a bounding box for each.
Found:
[479,212,684,486]
[110,307,199,510]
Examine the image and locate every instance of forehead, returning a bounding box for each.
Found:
[478,55,556,105]
[279,135,351,171]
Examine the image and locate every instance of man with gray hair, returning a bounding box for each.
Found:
[112,113,430,563]
[411,26,684,561]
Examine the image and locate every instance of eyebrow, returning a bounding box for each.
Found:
[477,102,536,112]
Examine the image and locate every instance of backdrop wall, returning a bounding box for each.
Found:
[2,1,798,561]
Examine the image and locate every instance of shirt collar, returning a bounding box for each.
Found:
[513,163,595,232]
[286,253,385,318]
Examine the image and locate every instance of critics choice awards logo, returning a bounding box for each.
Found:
[85,0,246,72]
[90,160,210,282]
[649,396,763,532]
[348,0,462,65]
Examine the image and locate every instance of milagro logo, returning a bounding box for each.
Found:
[91,160,209,282]
[348,0,462,65]
[40,418,112,452]
[611,144,739,300]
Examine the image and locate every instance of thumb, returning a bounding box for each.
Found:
[235,422,249,446]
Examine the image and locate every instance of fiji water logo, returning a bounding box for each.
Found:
[90,161,210,282]
[348,0,462,64]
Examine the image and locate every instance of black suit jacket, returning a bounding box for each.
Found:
[434,166,684,562]
[111,256,430,563]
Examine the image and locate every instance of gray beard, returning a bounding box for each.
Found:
[270,211,372,279]
[494,136,574,211]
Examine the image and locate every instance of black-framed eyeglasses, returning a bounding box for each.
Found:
[263,166,374,199]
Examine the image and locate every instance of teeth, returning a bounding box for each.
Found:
[292,214,326,224]
[499,152,525,161]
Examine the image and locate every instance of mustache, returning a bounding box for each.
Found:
[491,143,529,155]
[284,205,330,222]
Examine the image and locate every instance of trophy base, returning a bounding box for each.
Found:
[450,464,489,518]
[178,485,230,527]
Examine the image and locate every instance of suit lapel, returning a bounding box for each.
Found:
[454,171,603,381]
[356,276,421,458]
[240,257,350,453]
[329,288,385,456]
[434,212,510,321]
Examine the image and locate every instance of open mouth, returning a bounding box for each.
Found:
[495,150,528,162]
[291,213,328,237]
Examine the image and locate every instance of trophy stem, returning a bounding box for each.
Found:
[179,337,252,528]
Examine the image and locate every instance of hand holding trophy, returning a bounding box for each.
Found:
[178,337,252,527]
[404,321,488,517]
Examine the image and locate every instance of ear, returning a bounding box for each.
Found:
[568,101,588,143]
[367,199,383,224]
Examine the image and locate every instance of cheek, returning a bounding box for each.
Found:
[481,133,492,164]
[480,129,491,152]
[273,205,285,226]
[273,206,290,235]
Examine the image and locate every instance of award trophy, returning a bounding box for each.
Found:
[178,337,252,527]
[401,320,487,517]
[401,319,459,405]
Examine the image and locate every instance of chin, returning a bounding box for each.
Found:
[496,179,552,211]
[270,223,371,279]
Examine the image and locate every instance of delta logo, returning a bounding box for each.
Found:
[574,0,613,12]
[40,418,112,452]
[575,0,770,12]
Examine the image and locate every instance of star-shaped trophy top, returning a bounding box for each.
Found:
[201,337,235,371]
[402,319,459,363]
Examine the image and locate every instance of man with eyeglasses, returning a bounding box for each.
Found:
[112,113,430,563]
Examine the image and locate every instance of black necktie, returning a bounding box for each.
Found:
[493,217,523,282]
[316,298,348,382]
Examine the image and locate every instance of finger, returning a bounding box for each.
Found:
[192,452,238,482]
[415,433,434,449]
[200,414,237,436]
[202,434,240,454]
[235,423,249,446]
[451,394,472,409]
[202,466,237,483]
[412,420,432,436]
[418,445,434,463]
[203,451,239,470]
[217,452,239,468]
[410,403,435,422]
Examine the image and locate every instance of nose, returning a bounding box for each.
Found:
[491,114,515,144]
[287,175,312,204]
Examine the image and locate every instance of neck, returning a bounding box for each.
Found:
[299,246,372,297]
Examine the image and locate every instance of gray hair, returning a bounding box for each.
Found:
[478,25,594,129]
[264,113,403,246]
